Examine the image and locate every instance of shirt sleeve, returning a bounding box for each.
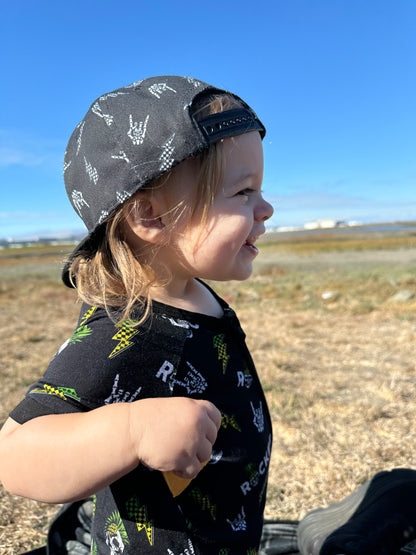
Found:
[10,305,182,424]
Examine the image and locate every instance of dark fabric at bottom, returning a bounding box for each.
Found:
[320,469,416,555]
[23,501,301,554]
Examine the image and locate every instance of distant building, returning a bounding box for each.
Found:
[304,219,346,230]
[276,226,297,232]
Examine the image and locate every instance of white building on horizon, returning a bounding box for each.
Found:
[304,219,346,230]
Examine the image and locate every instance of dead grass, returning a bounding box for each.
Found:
[1,235,415,552]
[261,228,416,254]
[244,304,416,520]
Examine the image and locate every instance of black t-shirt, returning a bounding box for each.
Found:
[11,287,272,554]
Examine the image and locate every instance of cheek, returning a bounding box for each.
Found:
[200,225,247,261]
[177,210,252,264]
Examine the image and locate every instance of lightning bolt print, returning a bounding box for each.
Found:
[79,305,96,325]
[221,412,241,432]
[136,511,153,545]
[159,133,175,171]
[126,497,154,545]
[213,334,230,374]
[188,488,217,520]
[109,323,139,358]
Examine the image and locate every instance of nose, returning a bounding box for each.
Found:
[255,196,274,222]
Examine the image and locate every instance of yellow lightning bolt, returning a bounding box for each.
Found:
[79,306,96,326]
[126,498,153,545]
[213,334,229,374]
[135,505,153,545]
[221,412,241,432]
[31,384,66,400]
[109,324,139,359]
[136,517,153,545]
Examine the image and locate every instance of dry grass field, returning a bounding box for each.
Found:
[1,228,416,553]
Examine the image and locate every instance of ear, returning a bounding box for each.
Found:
[124,197,167,245]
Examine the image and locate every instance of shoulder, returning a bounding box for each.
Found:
[30,303,197,409]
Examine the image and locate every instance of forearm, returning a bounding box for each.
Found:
[0,404,138,503]
[0,396,221,505]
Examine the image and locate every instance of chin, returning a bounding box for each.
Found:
[229,266,253,282]
[204,263,253,282]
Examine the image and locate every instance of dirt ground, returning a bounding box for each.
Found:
[0,245,415,553]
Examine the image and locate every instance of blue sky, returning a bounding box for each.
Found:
[1,0,415,239]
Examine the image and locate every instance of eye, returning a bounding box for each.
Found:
[236,188,253,197]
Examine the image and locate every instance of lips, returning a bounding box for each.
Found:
[244,239,259,254]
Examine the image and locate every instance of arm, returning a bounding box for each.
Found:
[0,397,220,504]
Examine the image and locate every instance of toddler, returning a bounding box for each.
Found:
[0,75,274,554]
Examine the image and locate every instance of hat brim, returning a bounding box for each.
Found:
[62,226,105,288]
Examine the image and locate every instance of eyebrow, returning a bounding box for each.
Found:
[237,171,255,180]
[231,170,259,185]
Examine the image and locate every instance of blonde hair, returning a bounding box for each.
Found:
[68,93,244,324]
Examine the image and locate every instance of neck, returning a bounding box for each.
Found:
[149,278,223,318]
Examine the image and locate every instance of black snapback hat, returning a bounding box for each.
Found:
[62,75,265,287]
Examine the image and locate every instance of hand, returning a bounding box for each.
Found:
[129,397,221,479]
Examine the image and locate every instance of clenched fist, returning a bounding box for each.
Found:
[129,397,221,479]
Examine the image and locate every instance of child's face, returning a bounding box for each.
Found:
[168,131,273,282]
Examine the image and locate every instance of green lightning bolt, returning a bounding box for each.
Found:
[188,487,217,520]
[213,334,229,374]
